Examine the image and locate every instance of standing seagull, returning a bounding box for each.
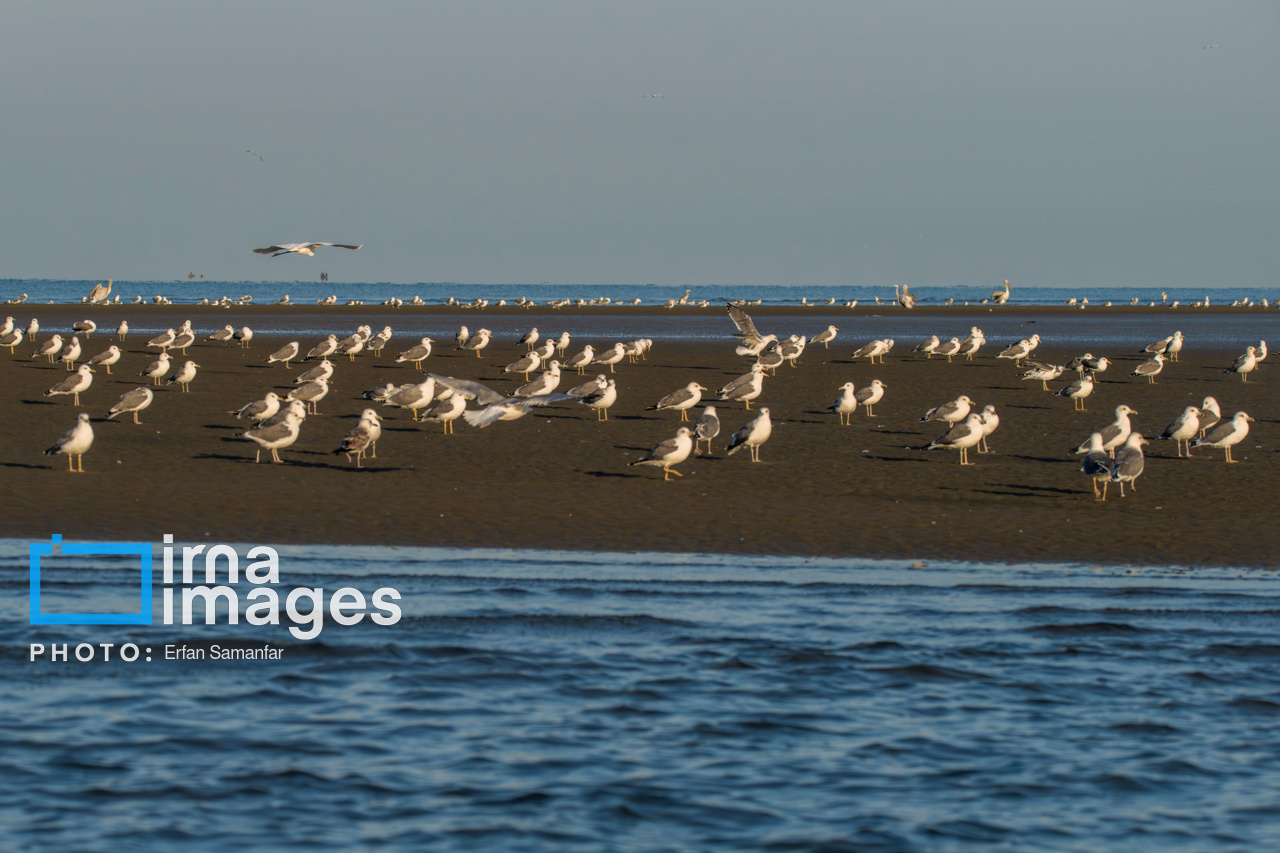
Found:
[45,413,94,472]
[307,335,339,360]
[921,395,974,424]
[726,407,773,462]
[1197,397,1222,436]
[267,341,300,368]
[856,380,887,416]
[924,413,984,465]
[913,335,941,358]
[1192,412,1254,463]
[287,378,331,415]
[579,379,618,420]
[693,406,720,455]
[231,391,281,422]
[593,343,626,373]
[87,345,121,374]
[630,427,695,481]
[1110,433,1147,497]
[564,345,595,375]
[513,361,563,397]
[455,325,471,350]
[976,404,1000,453]
[335,410,382,468]
[1080,433,1114,500]
[812,325,839,348]
[1224,346,1257,382]
[1056,373,1095,411]
[243,412,304,463]
[148,328,176,351]
[395,337,434,369]
[234,327,254,348]
[648,382,706,421]
[720,368,764,410]
[106,387,155,424]
[1133,353,1165,383]
[1155,406,1201,457]
[32,334,64,363]
[1073,405,1137,457]
[166,360,200,392]
[72,320,97,338]
[45,365,95,406]
[464,328,491,357]
[139,352,171,386]
[934,337,962,362]
[422,395,466,434]
[207,325,235,345]
[252,242,363,257]
[58,336,82,370]
[518,327,540,350]
[833,382,857,425]
[116,321,128,341]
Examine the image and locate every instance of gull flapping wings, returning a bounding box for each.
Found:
[462,393,578,428]
[725,301,764,345]
[428,374,507,405]
[251,242,363,257]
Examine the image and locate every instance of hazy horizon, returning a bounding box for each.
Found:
[2,2,1277,287]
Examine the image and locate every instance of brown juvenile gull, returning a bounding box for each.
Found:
[106,387,154,424]
[335,409,382,467]
[630,426,694,480]
[45,413,94,472]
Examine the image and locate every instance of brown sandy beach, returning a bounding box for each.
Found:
[1,305,1274,567]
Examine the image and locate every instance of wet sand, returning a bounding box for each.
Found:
[2,305,1274,566]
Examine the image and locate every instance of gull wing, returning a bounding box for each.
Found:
[429,375,506,405]
[725,302,762,343]
[311,243,363,251]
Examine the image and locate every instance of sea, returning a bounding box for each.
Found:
[5,540,1280,851]
[3,280,1277,350]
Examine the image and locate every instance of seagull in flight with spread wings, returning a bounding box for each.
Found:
[252,242,363,257]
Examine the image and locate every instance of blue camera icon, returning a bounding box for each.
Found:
[29,535,153,625]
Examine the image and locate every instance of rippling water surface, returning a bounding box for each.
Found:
[4,542,1280,851]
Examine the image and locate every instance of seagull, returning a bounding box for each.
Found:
[463,328,491,357]
[421,395,466,434]
[518,327,540,350]
[736,333,778,358]
[1110,433,1147,497]
[1166,331,1185,362]
[32,334,63,363]
[513,361,563,397]
[1198,397,1222,436]
[913,335,941,358]
[976,404,999,453]
[593,343,626,373]
[85,345,121,375]
[1021,361,1065,390]
[207,325,235,345]
[720,368,764,409]
[428,374,508,406]
[726,407,773,462]
[725,301,769,348]
[1073,404,1137,457]
[25,318,39,341]
[648,382,706,421]
[958,328,985,360]
[45,413,94,472]
[991,279,1011,305]
[693,405,720,455]
[934,337,962,362]
[287,378,331,415]
[812,326,839,348]
[231,391,282,422]
[252,242,362,257]
[335,334,364,361]
[851,339,890,363]
[58,336,82,370]
[234,327,254,348]
[45,365,94,406]
[1080,433,1114,500]
[566,373,609,397]
[247,150,263,160]
[1142,335,1173,357]
[462,392,578,428]
[1133,353,1165,383]
[921,395,974,424]
[1224,346,1257,382]
[106,387,155,424]
[166,360,200,392]
[1191,412,1254,463]
[503,351,542,381]
[267,341,300,368]
[243,411,303,463]
[0,329,20,353]
[564,345,596,375]
[924,413,984,465]
[455,325,471,349]
[383,377,436,420]
[147,328,176,351]
[395,337,434,369]
[296,359,334,384]
[1056,374,1095,411]
[579,379,618,420]
[554,331,572,355]
[139,352,171,385]
[72,319,97,338]
[307,335,339,360]
[998,334,1040,366]
[833,382,857,425]
[856,379,887,416]
[630,427,694,480]
[1155,406,1201,457]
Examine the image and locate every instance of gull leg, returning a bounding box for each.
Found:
[255,449,262,463]
[76,455,84,473]
[67,455,73,471]
[745,400,752,410]
[680,410,688,422]
[662,467,671,481]
[670,469,684,477]
[1119,481,1126,497]
[133,412,140,424]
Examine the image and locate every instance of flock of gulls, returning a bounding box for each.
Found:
[5,286,1267,500]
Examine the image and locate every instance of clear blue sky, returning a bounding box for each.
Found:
[1,1,1276,286]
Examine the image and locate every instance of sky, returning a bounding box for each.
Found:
[1,1,1276,287]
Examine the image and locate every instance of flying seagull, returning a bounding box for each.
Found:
[247,150,263,160]
[252,242,363,257]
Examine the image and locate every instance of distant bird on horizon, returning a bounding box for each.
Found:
[247,150,263,160]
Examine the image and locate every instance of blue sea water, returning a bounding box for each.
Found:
[4,278,1280,309]
[4,540,1280,851]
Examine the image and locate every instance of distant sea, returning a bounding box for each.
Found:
[4,279,1279,309]
[7,541,1280,851]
